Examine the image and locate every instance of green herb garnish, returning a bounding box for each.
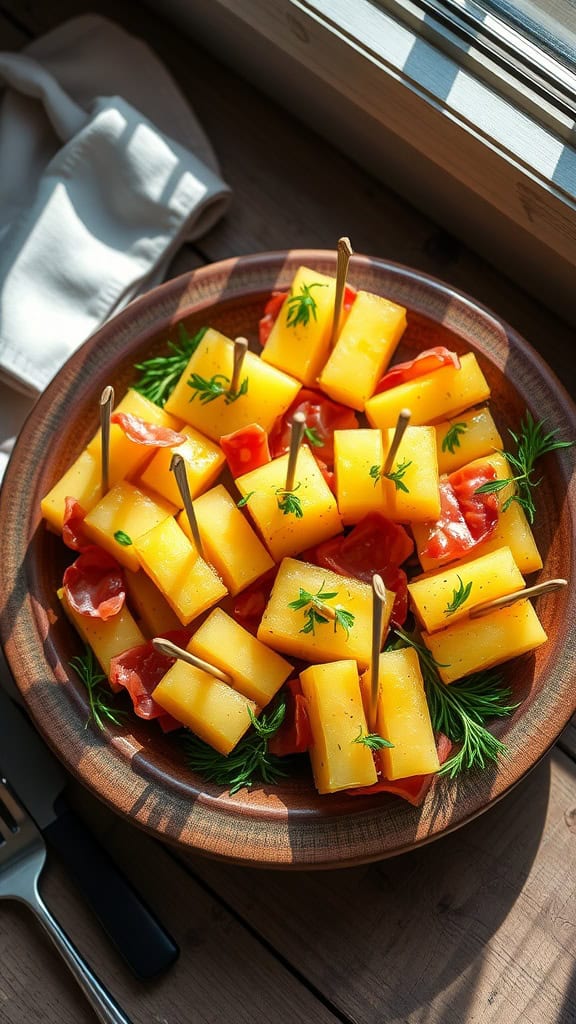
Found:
[182,701,288,794]
[70,647,129,732]
[133,325,207,406]
[275,484,304,518]
[393,629,518,777]
[475,412,574,524]
[289,583,355,638]
[286,282,326,328]
[237,491,256,508]
[114,530,132,547]
[353,727,394,750]
[442,421,467,454]
[188,372,248,405]
[304,426,323,448]
[369,458,412,493]
[444,575,473,616]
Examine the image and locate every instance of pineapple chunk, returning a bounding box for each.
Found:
[360,648,439,779]
[139,425,225,506]
[59,587,146,679]
[83,481,176,572]
[423,599,547,684]
[408,546,525,633]
[318,290,406,410]
[365,352,490,428]
[190,608,292,706]
[178,484,274,595]
[86,389,183,487]
[258,557,394,668]
[334,429,386,524]
[261,266,336,385]
[41,449,102,533]
[299,660,378,793]
[125,569,182,637]
[152,654,258,755]
[164,328,300,441]
[435,407,503,475]
[236,445,342,562]
[133,516,227,625]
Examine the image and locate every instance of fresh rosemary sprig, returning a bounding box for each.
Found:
[70,646,129,732]
[188,372,248,405]
[133,325,207,407]
[304,425,323,448]
[182,701,288,794]
[353,727,393,750]
[393,629,518,778]
[444,575,473,617]
[442,421,467,454]
[475,412,574,524]
[369,458,412,493]
[286,282,326,328]
[275,484,304,518]
[289,584,355,638]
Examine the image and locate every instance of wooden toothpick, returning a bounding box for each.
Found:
[99,385,114,495]
[285,411,307,491]
[329,236,353,349]
[382,408,411,476]
[231,336,249,394]
[152,638,232,684]
[369,574,387,733]
[170,453,204,559]
[469,578,568,619]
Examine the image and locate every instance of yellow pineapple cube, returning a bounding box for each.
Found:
[125,569,182,637]
[365,352,490,428]
[164,328,300,442]
[318,290,406,410]
[59,587,146,679]
[86,389,183,487]
[139,425,225,506]
[235,445,343,561]
[41,449,102,533]
[423,599,547,684]
[435,407,503,475]
[408,546,525,633]
[360,648,439,779]
[133,516,227,625]
[299,660,378,794]
[152,654,258,755]
[334,429,386,524]
[189,608,292,706]
[261,266,336,385]
[178,484,274,595]
[257,557,394,668]
[83,481,176,572]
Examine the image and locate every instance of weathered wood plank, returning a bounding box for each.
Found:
[174,749,576,1024]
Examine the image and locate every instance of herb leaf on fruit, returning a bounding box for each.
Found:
[392,629,518,777]
[475,412,574,524]
[70,647,129,732]
[289,583,355,638]
[133,325,207,407]
[353,727,394,750]
[114,530,132,547]
[442,421,467,455]
[183,700,288,794]
[275,484,304,518]
[286,282,326,329]
[370,458,412,493]
[188,372,248,405]
[444,575,473,617]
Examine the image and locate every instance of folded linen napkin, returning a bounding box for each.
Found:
[0,14,231,401]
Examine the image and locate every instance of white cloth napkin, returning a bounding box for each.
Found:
[0,14,231,407]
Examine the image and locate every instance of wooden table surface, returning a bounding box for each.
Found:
[1,2,576,1022]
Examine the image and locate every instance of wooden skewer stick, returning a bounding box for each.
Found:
[329,236,353,349]
[469,578,568,619]
[369,574,388,733]
[99,385,114,496]
[285,411,307,491]
[170,453,205,559]
[382,408,411,476]
[231,336,249,394]
[152,638,232,684]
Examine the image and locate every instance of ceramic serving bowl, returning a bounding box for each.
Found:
[1,250,574,869]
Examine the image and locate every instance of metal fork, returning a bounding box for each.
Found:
[0,777,132,1024]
